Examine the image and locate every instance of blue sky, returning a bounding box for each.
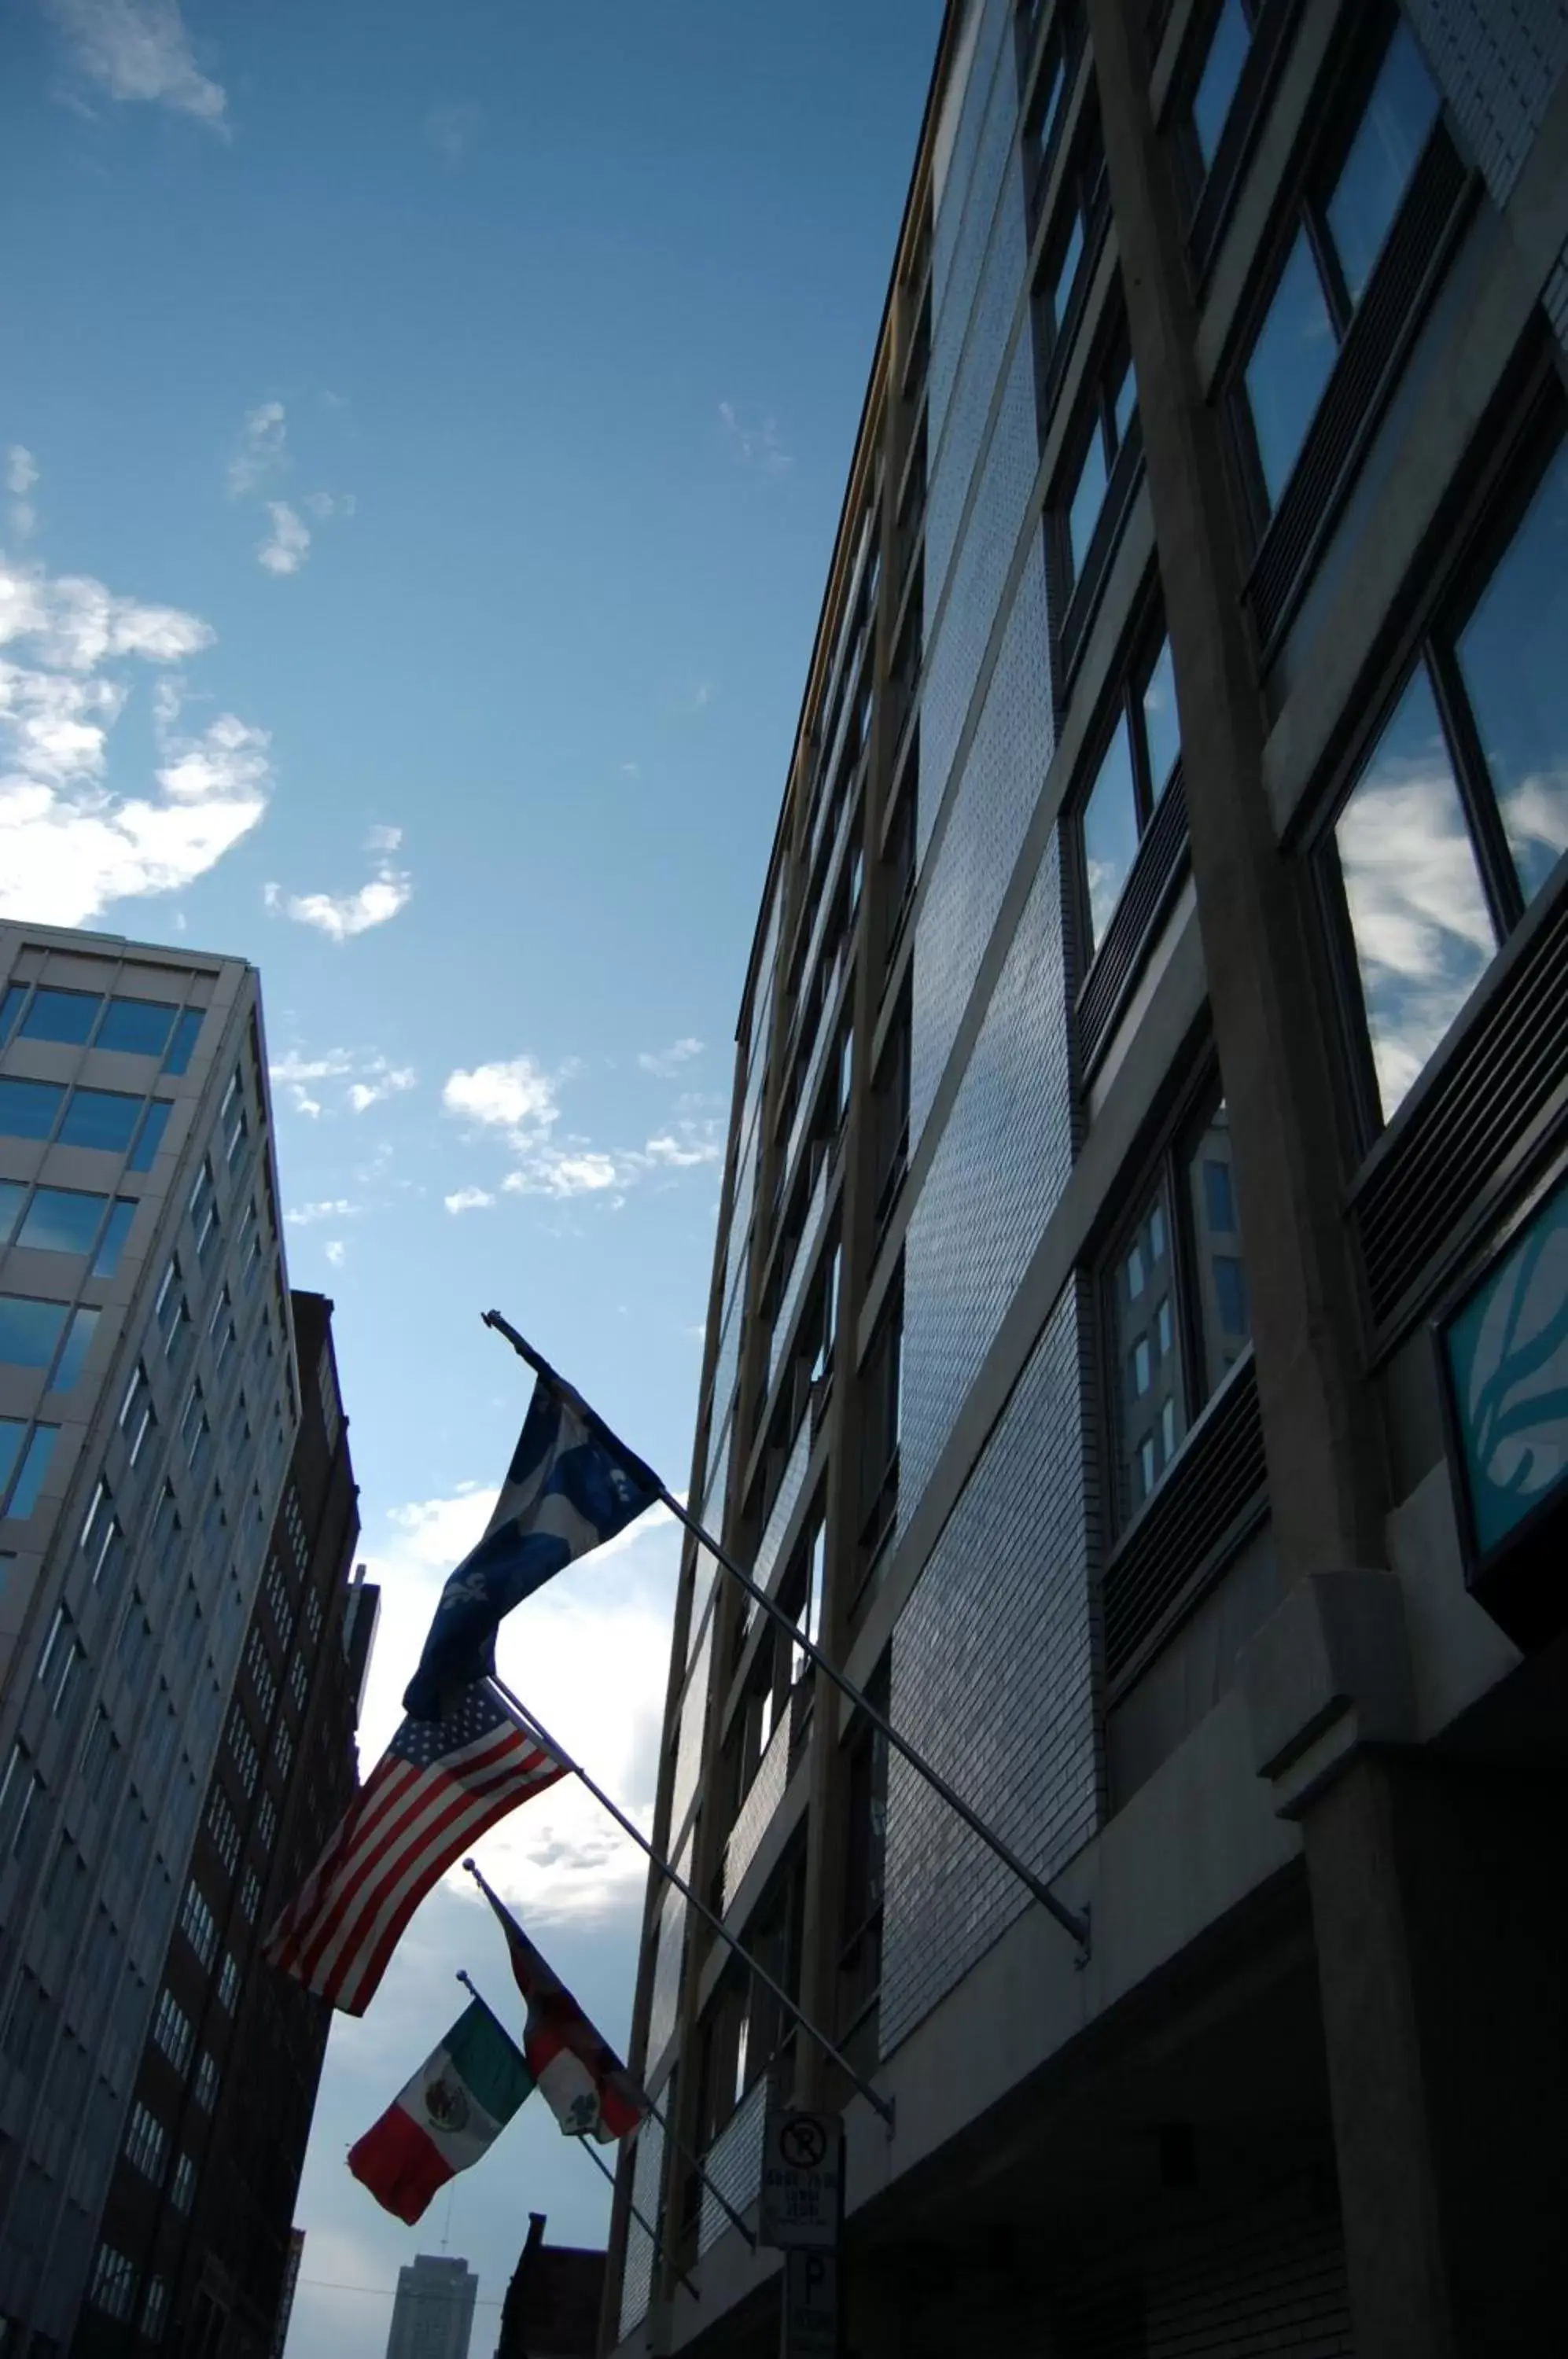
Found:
[2,0,942,2347]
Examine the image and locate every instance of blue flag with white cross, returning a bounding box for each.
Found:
[403,1372,661,1717]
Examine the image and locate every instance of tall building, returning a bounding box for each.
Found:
[385,2255,478,2359]
[81,1290,377,2359]
[0,925,307,2353]
[607,4,1568,2356]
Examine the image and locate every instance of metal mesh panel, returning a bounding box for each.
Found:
[617,2111,665,2339]
[1403,0,1568,209]
[698,2077,767,2255]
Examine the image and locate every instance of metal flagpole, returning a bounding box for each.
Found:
[459,1876,756,2249]
[480,1674,896,2128]
[574,2132,700,2304]
[481,1309,1092,1957]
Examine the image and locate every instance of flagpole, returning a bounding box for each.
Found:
[480,1308,1092,1957]
[575,2133,701,2305]
[479,1676,896,2129]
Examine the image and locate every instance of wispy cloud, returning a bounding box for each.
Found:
[264,846,413,941]
[7,449,37,543]
[45,0,228,131]
[718,399,792,477]
[284,1198,361,1227]
[363,821,402,853]
[441,1053,724,1203]
[424,101,482,166]
[303,489,355,522]
[0,550,269,926]
[258,501,310,576]
[444,1184,496,1215]
[269,1044,417,1119]
[227,401,288,499]
[638,1036,704,1078]
[323,1238,347,1268]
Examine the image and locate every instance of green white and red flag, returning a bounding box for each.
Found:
[348,1997,532,2223]
[470,1860,646,2141]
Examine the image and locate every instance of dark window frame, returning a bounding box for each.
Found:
[1312,355,1568,1161]
[1051,304,1143,695]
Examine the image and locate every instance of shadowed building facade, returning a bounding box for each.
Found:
[605,4,1568,2354]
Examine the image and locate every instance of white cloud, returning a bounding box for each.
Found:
[356,1483,679,1920]
[226,400,287,499]
[443,1054,559,1135]
[323,1239,346,1268]
[269,1044,416,1120]
[502,1150,620,1199]
[6,449,37,544]
[638,1036,704,1078]
[718,399,792,477]
[425,101,482,166]
[46,0,228,131]
[444,1183,496,1215]
[264,855,413,941]
[363,821,402,853]
[284,1198,359,1227]
[640,1122,723,1169]
[257,501,309,576]
[441,1053,727,1203]
[0,554,268,926]
[347,1063,414,1113]
[302,489,355,522]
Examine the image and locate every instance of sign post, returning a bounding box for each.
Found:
[759,2110,843,2358]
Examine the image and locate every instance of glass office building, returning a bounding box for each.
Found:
[0,924,301,2352]
[606,4,1568,2353]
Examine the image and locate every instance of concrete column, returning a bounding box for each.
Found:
[1301,1753,1568,2359]
[1084,0,1388,1582]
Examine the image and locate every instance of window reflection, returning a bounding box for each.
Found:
[1335,668,1496,1120]
[1082,716,1139,952]
[1192,0,1251,167]
[1325,24,1441,305]
[1245,230,1337,506]
[1454,438,1568,909]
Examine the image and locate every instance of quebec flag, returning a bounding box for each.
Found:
[403,1374,661,1717]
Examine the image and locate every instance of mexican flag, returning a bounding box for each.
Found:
[348,1998,532,2223]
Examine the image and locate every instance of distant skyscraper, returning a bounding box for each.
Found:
[0,922,352,2353]
[385,2254,478,2359]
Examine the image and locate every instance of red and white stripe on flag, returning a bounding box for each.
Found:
[263,1686,563,2016]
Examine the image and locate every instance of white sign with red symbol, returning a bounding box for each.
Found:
[759,2109,844,2250]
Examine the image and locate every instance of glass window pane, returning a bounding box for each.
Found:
[0,1079,64,1142]
[1454,436,1568,910]
[0,1298,69,1370]
[91,1200,137,1276]
[1185,1102,1252,1395]
[1244,229,1338,509]
[1193,0,1251,168]
[1142,637,1181,801]
[1050,212,1084,331]
[1111,355,1137,446]
[17,1189,108,1257]
[52,1308,100,1393]
[1326,23,1441,307]
[1082,714,1141,954]
[1036,53,1067,160]
[1067,422,1110,581]
[128,1100,171,1174]
[0,1422,23,1500]
[98,999,178,1058]
[6,1426,57,1520]
[0,985,25,1047]
[0,1181,24,1244]
[1113,1176,1185,1525]
[58,1090,141,1154]
[163,1009,204,1077]
[1335,665,1497,1121]
[20,989,101,1047]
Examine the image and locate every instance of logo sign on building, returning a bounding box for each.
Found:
[759,2109,843,2251]
[1437,1162,1568,1649]
[782,2249,841,2359]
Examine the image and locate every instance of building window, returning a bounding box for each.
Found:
[858,1279,904,1577]
[193,2050,219,2112]
[189,1158,220,1266]
[220,1070,248,1171]
[837,1685,888,2048]
[238,1864,263,1922]
[100,996,180,1058]
[123,2098,167,2180]
[216,1952,240,2013]
[1077,628,1181,957]
[179,1880,217,1969]
[152,1989,193,2075]
[0,1420,57,1519]
[88,2245,137,2323]
[1235,17,1440,515]
[171,2153,196,2214]
[208,1787,241,1875]
[155,1257,188,1359]
[289,1650,309,1712]
[228,1707,260,1796]
[1106,1083,1250,1528]
[1021,4,1080,224]
[1059,326,1138,594]
[256,1791,278,1854]
[37,1605,83,1719]
[274,1719,294,1780]
[1031,86,1103,398]
[61,1087,143,1156]
[164,1007,204,1076]
[0,1294,68,1372]
[17,986,99,1046]
[120,1360,155,1466]
[1323,412,1568,1128]
[141,2276,169,2345]
[1188,0,1255,171]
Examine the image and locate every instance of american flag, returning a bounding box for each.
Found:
[263,1686,563,2015]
